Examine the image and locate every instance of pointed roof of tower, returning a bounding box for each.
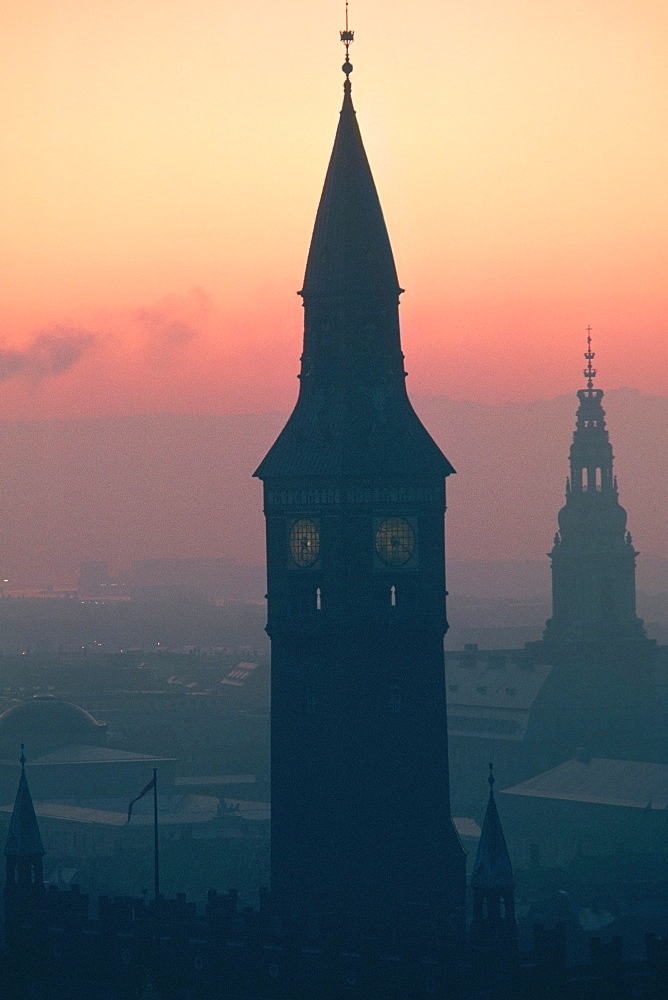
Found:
[254,22,455,481]
[300,77,400,305]
[4,747,45,858]
[471,765,514,890]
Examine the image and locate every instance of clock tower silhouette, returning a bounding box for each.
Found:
[255,30,465,928]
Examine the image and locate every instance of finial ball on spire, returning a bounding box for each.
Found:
[340,4,354,78]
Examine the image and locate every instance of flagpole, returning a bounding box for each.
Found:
[153,767,160,988]
[153,767,159,903]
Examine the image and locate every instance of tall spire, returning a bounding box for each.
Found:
[255,22,453,479]
[299,11,403,382]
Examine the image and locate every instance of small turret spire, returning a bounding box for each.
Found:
[470,764,518,963]
[5,746,44,860]
[4,746,45,948]
[340,1,354,80]
[583,325,597,389]
[472,763,514,891]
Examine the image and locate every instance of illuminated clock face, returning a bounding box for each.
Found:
[290,519,320,567]
[375,517,415,565]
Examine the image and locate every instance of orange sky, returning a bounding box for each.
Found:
[1,0,667,419]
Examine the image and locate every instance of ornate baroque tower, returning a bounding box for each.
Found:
[255,27,465,923]
[530,334,658,754]
[543,332,645,649]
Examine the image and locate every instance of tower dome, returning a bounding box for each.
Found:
[0,696,107,755]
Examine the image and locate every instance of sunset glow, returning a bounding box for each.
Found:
[0,1,666,422]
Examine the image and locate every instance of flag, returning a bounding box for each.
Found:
[126,776,156,824]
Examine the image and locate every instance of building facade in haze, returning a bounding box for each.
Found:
[255,43,465,923]
[527,337,663,757]
[544,333,646,650]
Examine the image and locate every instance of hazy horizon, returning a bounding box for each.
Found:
[1,4,666,598]
[1,387,665,592]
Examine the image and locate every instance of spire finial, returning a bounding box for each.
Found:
[488,761,495,791]
[583,325,597,389]
[340,1,354,81]
[20,743,25,769]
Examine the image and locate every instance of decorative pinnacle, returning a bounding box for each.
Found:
[583,325,597,389]
[488,761,495,791]
[20,742,25,769]
[340,0,354,78]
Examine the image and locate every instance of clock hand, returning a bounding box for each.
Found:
[391,536,410,553]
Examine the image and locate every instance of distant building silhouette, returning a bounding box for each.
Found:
[78,560,115,599]
[527,336,663,757]
[443,341,668,899]
[255,42,465,923]
[544,332,646,649]
[77,558,264,602]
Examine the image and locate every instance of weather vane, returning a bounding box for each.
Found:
[340,1,354,78]
[583,325,597,389]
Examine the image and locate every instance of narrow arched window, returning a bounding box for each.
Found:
[315,587,322,611]
[390,585,396,607]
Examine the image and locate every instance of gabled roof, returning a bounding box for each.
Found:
[445,651,552,741]
[24,744,173,766]
[501,758,668,810]
[4,762,45,858]
[0,794,220,829]
[471,773,514,890]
